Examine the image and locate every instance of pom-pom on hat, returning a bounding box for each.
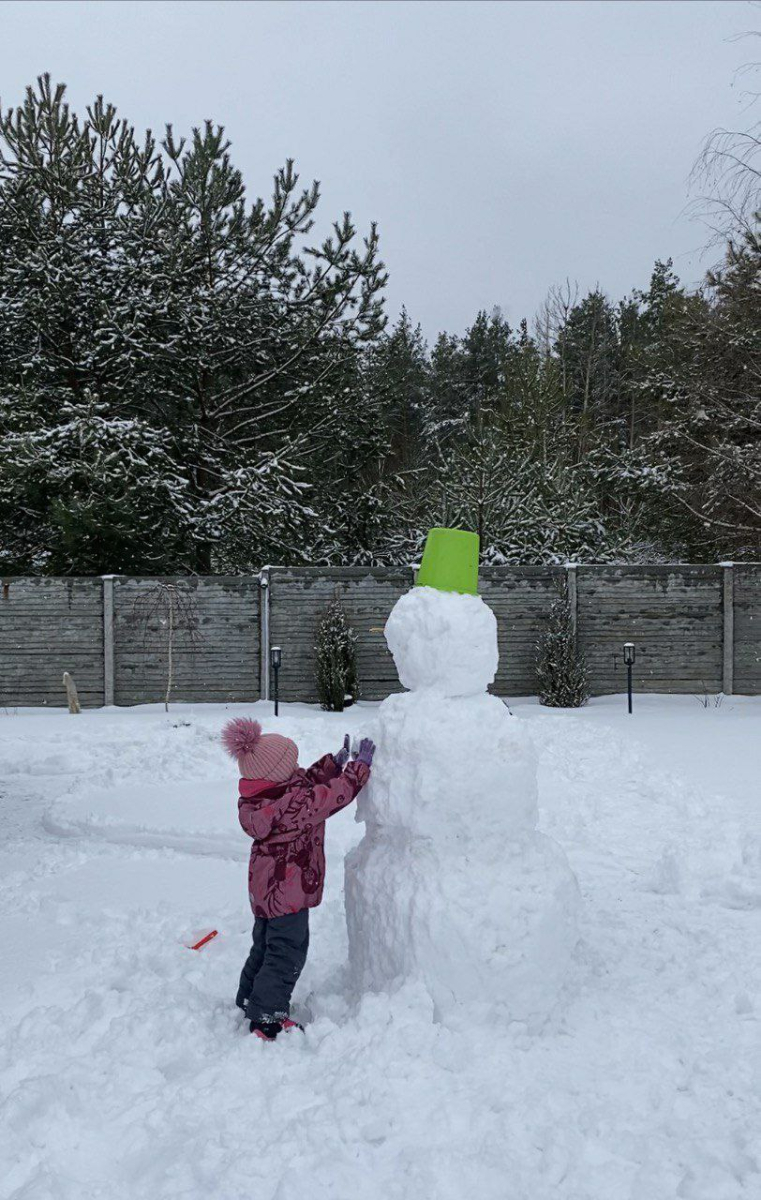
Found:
[221,717,298,782]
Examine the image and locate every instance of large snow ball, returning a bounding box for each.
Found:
[356,691,539,840]
[385,586,498,696]
[345,827,580,1024]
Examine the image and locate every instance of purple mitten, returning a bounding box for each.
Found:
[354,737,376,768]
[333,733,350,769]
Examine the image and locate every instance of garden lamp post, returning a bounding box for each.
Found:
[623,642,635,714]
[271,646,282,716]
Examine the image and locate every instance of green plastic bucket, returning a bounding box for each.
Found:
[415,527,480,594]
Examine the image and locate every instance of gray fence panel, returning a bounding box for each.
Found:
[113,577,260,705]
[0,577,104,707]
[268,567,412,703]
[480,566,563,697]
[2,565,760,706]
[577,565,724,695]
[733,565,761,693]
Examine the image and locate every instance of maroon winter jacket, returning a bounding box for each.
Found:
[238,754,370,919]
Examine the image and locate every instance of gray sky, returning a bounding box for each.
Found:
[0,0,754,337]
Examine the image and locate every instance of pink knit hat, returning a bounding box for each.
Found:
[221,717,299,782]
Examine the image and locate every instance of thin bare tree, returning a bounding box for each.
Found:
[132,582,200,711]
[691,27,761,244]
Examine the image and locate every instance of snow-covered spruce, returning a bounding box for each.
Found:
[345,585,581,1022]
[536,579,589,708]
[315,597,359,712]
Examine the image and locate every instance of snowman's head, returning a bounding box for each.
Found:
[384,585,499,697]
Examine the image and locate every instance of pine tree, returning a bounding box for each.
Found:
[0,77,387,574]
[426,331,468,449]
[315,597,359,712]
[536,580,589,707]
[606,240,761,560]
[364,309,429,473]
[460,308,513,433]
[556,290,621,459]
[0,397,191,573]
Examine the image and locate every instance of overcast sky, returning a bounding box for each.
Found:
[0,0,755,337]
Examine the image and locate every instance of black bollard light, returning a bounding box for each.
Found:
[623,642,636,714]
[271,645,282,716]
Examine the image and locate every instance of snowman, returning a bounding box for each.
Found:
[345,527,580,1024]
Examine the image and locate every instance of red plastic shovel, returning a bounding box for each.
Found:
[184,928,219,951]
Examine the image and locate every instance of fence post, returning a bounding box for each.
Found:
[721,562,734,696]
[566,562,578,644]
[259,568,270,701]
[102,575,116,706]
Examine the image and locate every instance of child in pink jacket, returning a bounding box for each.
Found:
[222,717,374,1040]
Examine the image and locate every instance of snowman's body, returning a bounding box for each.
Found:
[345,586,580,1022]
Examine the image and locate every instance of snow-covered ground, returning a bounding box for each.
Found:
[1,694,759,1199]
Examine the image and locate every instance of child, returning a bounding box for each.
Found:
[221,717,374,1041]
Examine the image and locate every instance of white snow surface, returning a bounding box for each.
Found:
[1,695,760,1199]
[384,586,498,695]
[346,690,580,1020]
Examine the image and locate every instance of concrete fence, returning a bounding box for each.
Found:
[1,564,759,708]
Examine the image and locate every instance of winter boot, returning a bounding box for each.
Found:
[281,1018,305,1033]
[250,1020,280,1041]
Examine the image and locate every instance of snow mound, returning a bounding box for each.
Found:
[384,586,498,696]
[45,780,245,859]
[346,689,581,1023]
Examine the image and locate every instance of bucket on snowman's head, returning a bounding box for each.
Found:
[415,527,480,595]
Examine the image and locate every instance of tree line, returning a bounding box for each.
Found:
[1,76,759,575]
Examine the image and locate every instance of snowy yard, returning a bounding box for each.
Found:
[1,694,759,1200]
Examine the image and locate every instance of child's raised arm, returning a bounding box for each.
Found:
[302,755,340,786]
[289,757,371,830]
[238,738,374,840]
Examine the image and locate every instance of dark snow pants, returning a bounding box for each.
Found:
[236,909,310,1025]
